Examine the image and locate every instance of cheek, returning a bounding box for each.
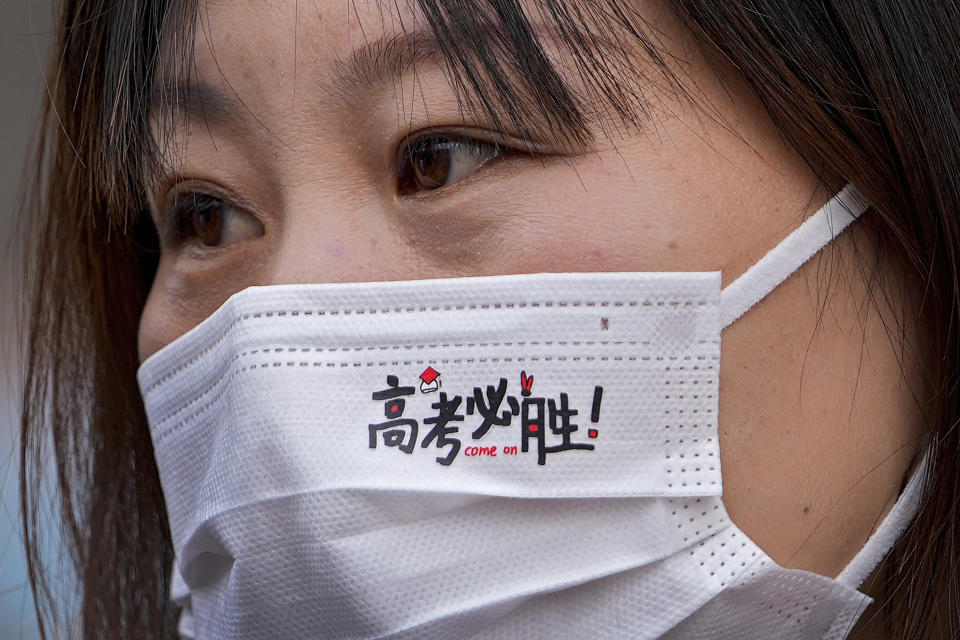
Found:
[439,157,736,278]
[138,283,178,363]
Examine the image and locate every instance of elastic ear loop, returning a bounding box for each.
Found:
[720,184,870,329]
[835,452,928,587]
[718,184,926,588]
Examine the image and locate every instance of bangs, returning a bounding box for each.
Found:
[131,0,697,221]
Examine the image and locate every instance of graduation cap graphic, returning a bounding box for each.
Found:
[419,366,442,393]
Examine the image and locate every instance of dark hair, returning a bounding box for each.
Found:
[20,0,960,637]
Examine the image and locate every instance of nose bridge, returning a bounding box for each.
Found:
[267,181,415,286]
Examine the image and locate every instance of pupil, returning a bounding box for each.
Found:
[413,146,451,189]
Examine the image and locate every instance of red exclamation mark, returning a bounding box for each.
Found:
[588,386,603,438]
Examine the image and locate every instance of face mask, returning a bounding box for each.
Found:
[138,185,922,639]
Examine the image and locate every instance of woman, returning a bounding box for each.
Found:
[19,0,960,638]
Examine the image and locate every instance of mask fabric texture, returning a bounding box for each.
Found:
[139,185,913,640]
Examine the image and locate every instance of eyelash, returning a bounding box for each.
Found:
[395,132,526,197]
[162,191,222,246]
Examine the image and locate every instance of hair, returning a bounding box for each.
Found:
[19,0,960,638]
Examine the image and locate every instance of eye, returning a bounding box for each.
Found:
[396,134,504,196]
[165,192,264,249]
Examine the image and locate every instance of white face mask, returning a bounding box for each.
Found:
[138,185,923,640]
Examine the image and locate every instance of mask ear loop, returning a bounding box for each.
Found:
[835,452,929,588]
[720,184,870,329]
[718,184,927,589]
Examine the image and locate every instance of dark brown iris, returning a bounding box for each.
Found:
[398,141,453,195]
[412,146,451,190]
[191,199,225,246]
[396,135,502,196]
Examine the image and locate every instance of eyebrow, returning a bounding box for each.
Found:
[331,31,442,97]
[151,30,446,126]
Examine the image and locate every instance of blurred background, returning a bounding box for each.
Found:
[2,1,54,638]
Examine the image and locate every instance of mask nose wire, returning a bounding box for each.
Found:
[719,184,870,330]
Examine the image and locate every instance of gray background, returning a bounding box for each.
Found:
[2,0,55,638]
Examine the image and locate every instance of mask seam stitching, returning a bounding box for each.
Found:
[141,297,712,393]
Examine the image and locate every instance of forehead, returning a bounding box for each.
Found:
[148,0,484,175]
[159,0,679,150]
[186,0,427,113]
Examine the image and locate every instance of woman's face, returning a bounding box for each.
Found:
[139,0,925,583]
